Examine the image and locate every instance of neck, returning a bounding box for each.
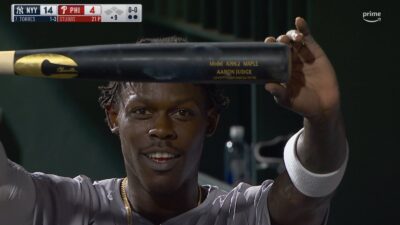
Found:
[125,174,200,224]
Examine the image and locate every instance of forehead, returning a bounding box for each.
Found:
[119,83,207,105]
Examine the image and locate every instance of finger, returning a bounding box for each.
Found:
[291,47,302,64]
[264,36,277,43]
[293,42,315,64]
[295,17,317,48]
[286,30,304,42]
[276,35,290,44]
[264,83,287,100]
[292,17,316,63]
[295,17,311,37]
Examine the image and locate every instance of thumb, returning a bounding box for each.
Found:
[295,17,314,43]
[295,17,323,63]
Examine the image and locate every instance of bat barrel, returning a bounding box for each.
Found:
[1,42,291,83]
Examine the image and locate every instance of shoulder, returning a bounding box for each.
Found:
[31,172,120,187]
[31,172,94,190]
[208,180,274,200]
[26,174,124,224]
[204,180,274,211]
[31,173,122,203]
[31,173,124,214]
[92,177,123,201]
[93,177,122,189]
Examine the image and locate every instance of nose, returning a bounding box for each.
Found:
[148,114,177,140]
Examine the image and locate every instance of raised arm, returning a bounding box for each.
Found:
[264,17,348,225]
[0,141,36,224]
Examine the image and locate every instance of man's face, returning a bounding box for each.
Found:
[111,83,217,193]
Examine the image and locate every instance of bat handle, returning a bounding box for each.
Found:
[0,51,15,75]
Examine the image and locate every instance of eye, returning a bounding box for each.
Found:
[129,107,152,119]
[172,109,195,120]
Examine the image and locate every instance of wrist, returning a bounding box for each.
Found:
[305,103,342,127]
[299,109,347,173]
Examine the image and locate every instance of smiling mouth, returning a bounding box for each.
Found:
[144,152,181,163]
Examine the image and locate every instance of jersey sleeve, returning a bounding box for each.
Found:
[212,180,274,225]
[30,172,99,225]
[0,141,36,225]
[218,180,330,225]
[0,140,102,225]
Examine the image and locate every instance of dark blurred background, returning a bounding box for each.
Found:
[0,0,397,224]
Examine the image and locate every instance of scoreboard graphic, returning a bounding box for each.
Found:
[11,4,142,23]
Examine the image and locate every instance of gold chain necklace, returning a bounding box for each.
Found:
[120,177,203,225]
[121,178,132,225]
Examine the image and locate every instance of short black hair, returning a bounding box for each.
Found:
[98,36,229,113]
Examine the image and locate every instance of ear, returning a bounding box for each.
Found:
[205,108,220,137]
[105,105,120,134]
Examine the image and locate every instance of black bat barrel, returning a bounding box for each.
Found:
[13,42,291,83]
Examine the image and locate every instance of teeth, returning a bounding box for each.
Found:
[146,152,176,159]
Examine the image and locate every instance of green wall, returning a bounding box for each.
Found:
[311,1,398,224]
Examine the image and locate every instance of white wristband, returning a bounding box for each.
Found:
[283,128,349,198]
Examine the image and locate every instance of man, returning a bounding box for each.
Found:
[0,17,348,225]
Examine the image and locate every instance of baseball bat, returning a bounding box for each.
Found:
[0,42,291,83]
